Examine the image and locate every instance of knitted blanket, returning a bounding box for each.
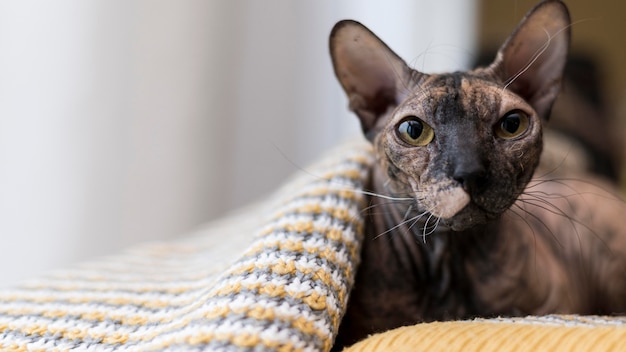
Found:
[1,140,625,352]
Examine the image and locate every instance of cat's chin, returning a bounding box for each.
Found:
[438,205,499,232]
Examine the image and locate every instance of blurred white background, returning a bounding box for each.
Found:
[0,0,476,287]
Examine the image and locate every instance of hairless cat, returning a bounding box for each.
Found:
[329,0,626,348]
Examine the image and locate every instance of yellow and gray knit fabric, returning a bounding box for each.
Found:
[1,141,626,352]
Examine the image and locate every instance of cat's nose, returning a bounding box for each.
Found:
[453,164,487,194]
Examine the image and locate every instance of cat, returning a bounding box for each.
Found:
[329,0,626,348]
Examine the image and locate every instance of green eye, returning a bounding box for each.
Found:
[495,110,530,139]
[397,117,434,146]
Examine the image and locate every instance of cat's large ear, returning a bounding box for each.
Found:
[489,0,570,119]
[330,20,416,139]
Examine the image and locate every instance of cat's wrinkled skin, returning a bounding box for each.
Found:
[373,73,543,232]
[329,0,626,349]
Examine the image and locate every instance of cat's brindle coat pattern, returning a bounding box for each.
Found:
[329,0,626,348]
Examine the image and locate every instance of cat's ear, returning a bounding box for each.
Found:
[330,20,416,139]
[489,0,570,119]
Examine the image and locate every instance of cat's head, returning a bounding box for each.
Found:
[330,0,570,231]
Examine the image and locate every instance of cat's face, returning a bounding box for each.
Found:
[375,72,543,230]
[330,0,570,231]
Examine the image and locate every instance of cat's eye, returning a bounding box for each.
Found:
[397,117,434,146]
[495,110,530,139]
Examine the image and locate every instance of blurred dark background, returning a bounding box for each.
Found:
[479,0,626,186]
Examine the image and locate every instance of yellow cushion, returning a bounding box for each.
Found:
[346,317,626,352]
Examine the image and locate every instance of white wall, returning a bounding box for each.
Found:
[0,0,476,287]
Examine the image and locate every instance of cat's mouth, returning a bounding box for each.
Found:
[438,203,500,231]
[411,182,501,231]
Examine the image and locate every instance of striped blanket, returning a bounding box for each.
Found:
[1,140,625,352]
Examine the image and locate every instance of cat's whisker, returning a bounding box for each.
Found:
[422,216,441,241]
[403,209,430,239]
[526,178,626,204]
[405,212,423,233]
[513,196,595,267]
[502,20,572,92]
[379,48,420,100]
[420,213,437,243]
[409,40,435,73]
[505,206,535,236]
[269,139,420,202]
[510,201,563,248]
[502,27,552,92]
[357,190,414,202]
[504,205,547,273]
[517,188,616,258]
[403,204,415,222]
[373,210,429,241]
[522,188,579,215]
[518,192,611,251]
[360,200,400,217]
[522,183,624,251]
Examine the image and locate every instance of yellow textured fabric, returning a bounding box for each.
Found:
[346,317,626,352]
